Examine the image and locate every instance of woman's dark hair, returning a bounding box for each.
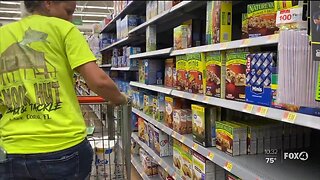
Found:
[24,1,44,13]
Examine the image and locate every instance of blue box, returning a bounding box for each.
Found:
[246,52,275,107]
[142,59,164,85]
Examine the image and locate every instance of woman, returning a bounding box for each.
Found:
[0,1,127,179]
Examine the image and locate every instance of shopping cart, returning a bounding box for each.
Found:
[77,96,132,180]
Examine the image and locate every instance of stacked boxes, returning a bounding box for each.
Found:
[139,148,158,176]
[153,93,165,122]
[173,139,183,176]
[246,52,276,107]
[180,144,193,180]
[165,58,176,87]
[205,51,226,98]
[192,104,221,147]
[165,96,182,129]
[192,152,226,180]
[146,25,157,51]
[139,59,164,85]
[174,25,189,50]
[153,126,171,157]
[226,49,249,101]
[241,13,248,39]
[247,2,278,38]
[176,55,189,91]
[187,53,206,94]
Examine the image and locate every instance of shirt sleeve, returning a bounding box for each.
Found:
[64,26,96,69]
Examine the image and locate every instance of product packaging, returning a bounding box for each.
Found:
[176,55,189,91]
[153,126,171,157]
[187,53,206,94]
[211,1,232,44]
[192,104,220,147]
[165,58,176,87]
[146,25,157,51]
[174,25,189,50]
[246,52,275,107]
[141,59,164,85]
[153,93,165,122]
[173,138,183,175]
[165,96,183,129]
[180,144,193,180]
[143,94,154,116]
[247,2,278,38]
[138,117,147,143]
[205,51,226,98]
[274,1,299,11]
[242,13,248,39]
[226,50,249,101]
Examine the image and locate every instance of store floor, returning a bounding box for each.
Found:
[131,165,142,180]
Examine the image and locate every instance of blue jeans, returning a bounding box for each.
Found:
[0,138,93,180]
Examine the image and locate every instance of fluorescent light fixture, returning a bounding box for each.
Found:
[76,5,113,10]
[0,10,20,14]
[0,17,20,20]
[82,20,102,23]
[0,1,20,5]
[73,13,107,17]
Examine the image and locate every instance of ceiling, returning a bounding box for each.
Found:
[0,1,114,32]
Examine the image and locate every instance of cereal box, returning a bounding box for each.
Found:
[192,152,226,180]
[184,109,193,134]
[153,93,165,122]
[173,138,183,175]
[247,2,278,38]
[242,13,248,39]
[205,51,226,98]
[274,1,299,11]
[176,55,188,91]
[140,59,164,85]
[173,109,186,134]
[180,144,193,180]
[146,25,157,51]
[226,50,249,101]
[165,96,182,129]
[187,53,206,94]
[228,121,248,155]
[148,123,155,150]
[143,94,153,116]
[246,52,275,107]
[192,105,220,147]
[206,1,213,45]
[165,58,176,87]
[211,1,232,44]
[153,126,170,157]
[138,117,146,142]
[215,121,247,156]
[174,25,189,50]
[173,67,177,88]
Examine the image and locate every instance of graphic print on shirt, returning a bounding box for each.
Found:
[0,28,62,119]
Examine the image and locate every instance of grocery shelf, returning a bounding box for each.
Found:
[101,1,145,33]
[99,64,112,68]
[110,66,138,71]
[132,133,179,180]
[132,108,174,136]
[130,81,173,95]
[132,108,320,180]
[171,90,320,130]
[100,37,129,52]
[131,154,162,180]
[129,48,172,59]
[170,34,279,56]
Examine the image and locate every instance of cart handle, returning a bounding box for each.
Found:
[77,96,105,103]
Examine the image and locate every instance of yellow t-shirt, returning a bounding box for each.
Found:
[0,15,96,154]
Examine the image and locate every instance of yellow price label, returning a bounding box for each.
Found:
[204,96,210,102]
[192,143,199,150]
[220,42,228,50]
[240,39,251,47]
[224,161,233,172]
[243,104,254,113]
[172,132,177,138]
[165,167,169,172]
[282,111,297,123]
[207,152,214,160]
[256,106,268,116]
[192,94,197,100]
[181,136,185,143]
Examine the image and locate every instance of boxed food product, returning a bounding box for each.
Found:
[140,150,158,176]
[206,1,213,45]
[165,58,176,87]
[215,121,247,156]
[180,144,193,180]
[168,136,173,156]
[165,96,183,129]
[122,15,138,38]
[228,121,248,155]
[246,52,275,107]
[185,109,193,134]
[131,138,139,155]
[226,50,249,101]
[146,25,157,51]
[176,55,189,91]
[205,51,226,98]
[143,94,154,116]
[140,59,164,85]
[192,104,221,147]
[131,113,138,132]
[187,53,206,94]
[153,126,170,157]
[242,13,248,39]
[247,2,278,38]
[173,67,177,89]
[226,172,242,180]
[158,166,170,180]
[173,138,183,175]
[274,1,299,11]
[211,1,232,44]
[174,25,189,50]
[173,109,186,134]
[150,0,158,20]
[148,123,155,150]
[138,117,147,143]
[158,1,165,14]
[153,93,165,122]
[192,152,226,180]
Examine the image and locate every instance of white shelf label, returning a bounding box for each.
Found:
[276,7,303,26]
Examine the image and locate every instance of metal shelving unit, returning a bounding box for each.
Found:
[130,82,172,95]
[132,108,320,180]
[129,48,172,59]
[110,66,138,71]
[131,154,162,180]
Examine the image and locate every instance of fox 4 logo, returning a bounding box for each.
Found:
[284,151,308,161]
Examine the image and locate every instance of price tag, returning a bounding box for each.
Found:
[192,94,197,100]
[207,151,214,160]
[243,104,254,113]
[240,39,251,47]
[181,136,185,143]
[256,106,268,116]
[172,132,177,138]
[204,96,210,102]
[220,42,228,50]
[165,167,169,172]
[159,159,163,165]
[224,161,233,172]
[276,7,303,26]
[192,143,199,151]
[282,111,297,123]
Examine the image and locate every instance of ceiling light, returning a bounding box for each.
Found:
[0,10,20,14]
[0,1,20,5]
[0,17,20,20]
[76,5,113,10]
[82,20,102,23]
[74,13,107,17]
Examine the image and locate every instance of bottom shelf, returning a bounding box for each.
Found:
[131,155,162,180]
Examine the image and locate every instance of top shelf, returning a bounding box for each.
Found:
[100,1,146,33]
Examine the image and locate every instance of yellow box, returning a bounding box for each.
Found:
[176,55,188,91]
[211,1,232,44]
[187,53,206,94]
